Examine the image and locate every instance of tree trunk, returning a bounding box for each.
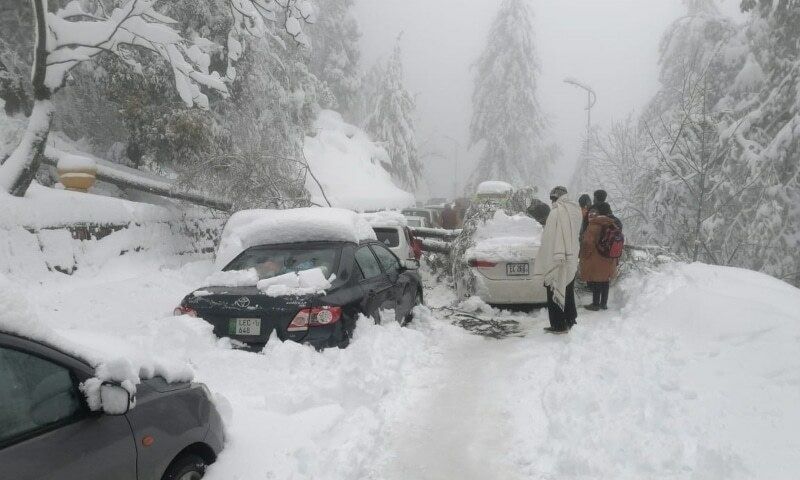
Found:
[0,99,54,196]
[0,0,52,197]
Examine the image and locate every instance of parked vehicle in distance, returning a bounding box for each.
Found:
[404,215,429,228]
[474,180,514,204]
[0,331,224,480]
[361,211,421,263]
[175,208,423,350]
[456,210,547,307]
[402,208,440,228]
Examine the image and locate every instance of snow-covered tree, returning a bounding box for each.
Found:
[637,0,755,263]
[468,0,547,191]
[0,0,314,198]
[307,0,361,119]
[725,0,800,284]
[364,40,421,192]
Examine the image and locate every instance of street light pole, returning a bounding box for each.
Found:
[564,77,597,145]
[564,77,597,192]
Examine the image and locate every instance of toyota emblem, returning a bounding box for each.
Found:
[233,297,251,308]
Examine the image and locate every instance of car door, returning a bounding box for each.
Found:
[354,245,393,322]
[370,243,415,321]
[0,338,137,480]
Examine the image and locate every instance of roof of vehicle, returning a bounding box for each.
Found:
[359,210,408,228]
[216,207,377,269]
[476,181,514,196]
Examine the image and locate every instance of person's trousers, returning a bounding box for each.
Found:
[546,280,577,331]
[587,281,610,307]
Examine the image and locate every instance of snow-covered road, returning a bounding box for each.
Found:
[9,250,800,479]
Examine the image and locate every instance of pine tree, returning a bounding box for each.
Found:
[638,0,752,263]
[727,1,800,284]
[308,0,361,120]
[468,0,547,191]
[364,40,421,192]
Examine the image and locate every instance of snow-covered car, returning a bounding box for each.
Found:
[404,215,429,228]
[175,208,423,350]
[474,180,514,203]
[0,331,224,480]
[402,208,440,228]
[456,210,547,306]
[361,211,422,262]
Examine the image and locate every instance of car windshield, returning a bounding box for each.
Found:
[407,218,422,227]
[374,228,400,247]
[224,245,341,280]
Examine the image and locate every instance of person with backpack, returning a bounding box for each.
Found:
[579,202,624,311]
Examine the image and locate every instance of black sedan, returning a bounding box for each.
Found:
[175,240,423,350]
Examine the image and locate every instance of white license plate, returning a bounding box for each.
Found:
[229,318,261,336]
[506,263,530,276]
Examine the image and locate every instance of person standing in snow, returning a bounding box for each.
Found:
[534,186,583,334]
[580,202,619,310]
[441,204,459,230]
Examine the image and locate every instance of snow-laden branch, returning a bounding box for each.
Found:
[44,0,228,107]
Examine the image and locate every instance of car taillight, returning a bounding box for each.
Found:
[288,306,342,332]
[173,305,197,317]
[468,259,497,268]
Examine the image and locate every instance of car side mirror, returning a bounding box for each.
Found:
[100,382,134,415]
[402,259,420,271]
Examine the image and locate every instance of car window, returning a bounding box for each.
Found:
[224,245,341,280]
[355,247,383,279]
[373,228,400,248]
[372,244,401,272]
[0,347,82,445]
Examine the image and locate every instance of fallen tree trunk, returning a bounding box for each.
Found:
[410,226,462,241]
[42,153,232,212]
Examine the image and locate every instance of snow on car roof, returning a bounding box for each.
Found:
[215,207,378,269]
[359,210,408,228]
[466,211,543,262]
[476,181,514,195]
[0,274,192,411]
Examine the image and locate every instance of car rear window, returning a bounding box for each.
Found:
[373,228,400,248]
[224,245,340,280]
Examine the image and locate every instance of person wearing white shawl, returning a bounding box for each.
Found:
[533,186,583,334]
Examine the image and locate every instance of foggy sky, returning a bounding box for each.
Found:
[353,0,744,200]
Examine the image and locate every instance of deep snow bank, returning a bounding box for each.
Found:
[504,262,800,479]
[304,110,415,211]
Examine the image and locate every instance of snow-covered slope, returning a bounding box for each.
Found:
[304,110,416,211]
[503,262,800,479]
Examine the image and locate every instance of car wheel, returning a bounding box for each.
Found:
[162,453,206,480]
[402,291,424,326]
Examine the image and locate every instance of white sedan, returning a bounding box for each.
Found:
[457,211,547,306]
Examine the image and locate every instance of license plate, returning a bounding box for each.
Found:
[229,318,261,336]
[506,263,530,276]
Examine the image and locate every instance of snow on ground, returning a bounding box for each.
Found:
[2,241,799,479]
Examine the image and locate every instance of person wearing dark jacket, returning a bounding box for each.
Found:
[440,204,459,230]
[578,194,592,238]
[579,202,619,310]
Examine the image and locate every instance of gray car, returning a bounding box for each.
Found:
[0,331,225,480]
